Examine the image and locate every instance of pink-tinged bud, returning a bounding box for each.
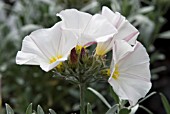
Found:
[80,47,86,58]
[70,48,78,64]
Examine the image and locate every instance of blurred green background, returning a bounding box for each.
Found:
[0,0,170,114]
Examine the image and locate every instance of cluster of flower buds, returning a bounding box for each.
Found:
[16,6,151,107]
[53,45,108,84]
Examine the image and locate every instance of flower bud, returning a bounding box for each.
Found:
[56,62,64,73]
[70,48,78,64]
[80,47,86,61]
[81,47,86,57]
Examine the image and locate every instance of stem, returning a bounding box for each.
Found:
[139,105,154,114]
[0,75,2,110]
[79,83,86,114]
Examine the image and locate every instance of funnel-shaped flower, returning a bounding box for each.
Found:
[16,22,77,72]
[57,9,117,47]
[108,40,151,106]
[130,104,139,114]
[95,6,139,56]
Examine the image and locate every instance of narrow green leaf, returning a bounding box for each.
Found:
[105,104,118,114]
[160,93,170,114]
[5,104,14,114]
[87,103,93,114]
[138,92,156,104]
[37,105,45,114]
[158,31,170,39]
[138,6,154,13]
[49,109,57,114]
[26,103,32,114]
[88,87,111,108]
[119,108,131,114]
[110,86,119,104]
[139,105,153,114]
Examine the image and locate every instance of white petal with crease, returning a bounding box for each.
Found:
[109,40,151,106]
[16,22,77,72]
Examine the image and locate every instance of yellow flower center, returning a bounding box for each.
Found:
[112,64,120,80]
[56,62,64,72]
[49,55,64,72]
[96,47,106,56]
[75,45,83,54]
[49,55,62,64]
[101,69,110,76]
[103,64,120,80]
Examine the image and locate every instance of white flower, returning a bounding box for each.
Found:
[57,9,117,47]
[130,104,139,114]
[108,40,151,106]
[95,6,139,56]
[16,22,77,72]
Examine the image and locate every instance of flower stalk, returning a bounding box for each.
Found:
[0,75,2,110]
[79,82,86,114]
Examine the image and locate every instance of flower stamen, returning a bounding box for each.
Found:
[101,69,110,76]
[75,45,86,54]
[49,55,62,64]
[112,64,119,80]
[56,62,64,72]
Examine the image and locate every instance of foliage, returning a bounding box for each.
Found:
[160,93,170,114]
[5,103,57,114]
[3,90,165,114]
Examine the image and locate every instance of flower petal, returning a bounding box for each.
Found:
[112,40,135,63]
[81,14,117,46]
[58,8,117,46]
[113,21,139,45]
[102,6,125,29]
[96,7,139,56]
[60,29,78,55]
[130,104,139,114]
[95,38,113,55]
[16,51,40,65]
[118,41,150,71]
[16,22,77,72]
[29,22,63,58]
[102,6,139,45]
[109,40,151,105]
[110,40,134,73]
[16,22,63,66]
[57,9,92,31]
[16,35,49,65]
[108,77,127,99]
[120,63,151,81]
[40,55,68,72]
[109,73,151,105]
